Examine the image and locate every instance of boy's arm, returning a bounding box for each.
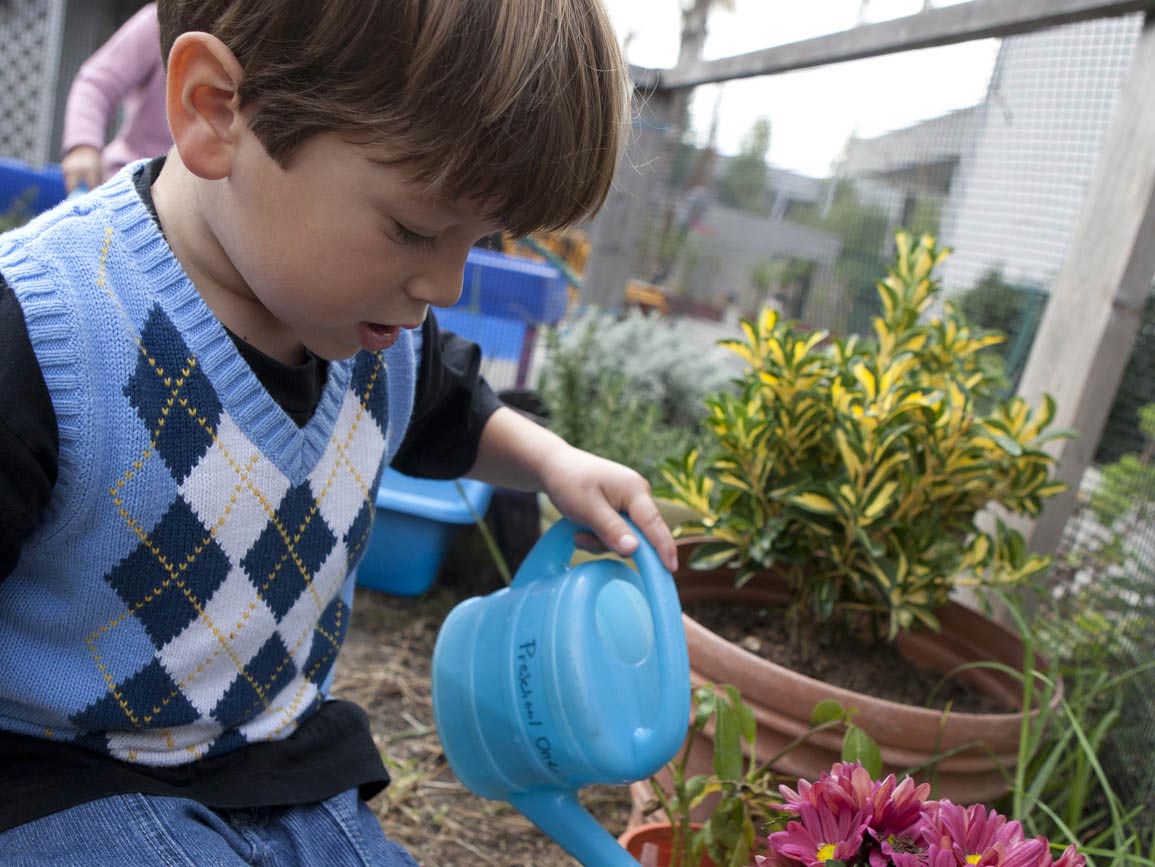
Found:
[0,278,58,579]
[467,407,679,572]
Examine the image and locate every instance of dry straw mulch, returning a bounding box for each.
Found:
[330,536,634,867]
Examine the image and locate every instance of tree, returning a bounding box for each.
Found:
[716,117,771,213]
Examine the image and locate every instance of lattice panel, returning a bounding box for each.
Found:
[0,0,65,163]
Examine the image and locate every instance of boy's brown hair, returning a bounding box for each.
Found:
[157,0,628,236]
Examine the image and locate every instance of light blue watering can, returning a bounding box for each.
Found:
[432,517,690,866]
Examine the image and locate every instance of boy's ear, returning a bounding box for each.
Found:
[165,32,246,180]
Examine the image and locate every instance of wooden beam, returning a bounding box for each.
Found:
[660,0,1153,90]
[1010,13,1155,557]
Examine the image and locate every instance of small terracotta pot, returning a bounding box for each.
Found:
[673,542,1062,805]
[618,822,716,867]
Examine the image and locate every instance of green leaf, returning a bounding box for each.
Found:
[990,432,1024,457]
[689,542,739,571]
[810,698,845,727]
[842,725,883,777]
[693,687,717,729]
[1035,427,1079,444]
[787,492,839,515]
[683,773,709,805]
[734,696,756,745]
[713,699,743,782]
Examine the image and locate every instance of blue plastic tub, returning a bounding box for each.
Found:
[357,468,495,596]
[455,248,567,325]
[435,308,527,363]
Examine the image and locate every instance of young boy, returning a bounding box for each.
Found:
[0,1,677,863]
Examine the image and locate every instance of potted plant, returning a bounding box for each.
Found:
[621,685,884,867]
[659,231,1072,802]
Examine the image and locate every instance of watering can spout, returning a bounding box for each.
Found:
[509,790,641,867]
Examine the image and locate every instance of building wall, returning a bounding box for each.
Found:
[674,205,841,313]
[939,15,1142,295]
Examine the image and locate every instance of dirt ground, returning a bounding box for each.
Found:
[330,528,635,867]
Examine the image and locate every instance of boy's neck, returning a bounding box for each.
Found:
[150,153,308,365]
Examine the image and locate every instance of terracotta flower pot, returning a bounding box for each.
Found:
[618,822,716,867]
[672,548,1061,806]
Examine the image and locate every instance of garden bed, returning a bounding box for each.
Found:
[330,528,633,866]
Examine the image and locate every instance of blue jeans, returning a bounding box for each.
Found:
[0,790,419,866]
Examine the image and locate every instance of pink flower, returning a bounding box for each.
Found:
[869,774,933,838]
[923,802,1067,867]
[923,801,1026,865]
[766,768,1086,867]
[779,762,934,867]
[768,803,871,867]
[890,851,931,867]
[779,763,932,837]
[1053,845,1087,867]
[779,762,874,816]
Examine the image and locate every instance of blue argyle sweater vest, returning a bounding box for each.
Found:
[0,164,417,765]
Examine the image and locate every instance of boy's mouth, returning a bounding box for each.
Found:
[357,322,402,352]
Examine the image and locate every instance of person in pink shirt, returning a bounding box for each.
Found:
[60,3,171,192]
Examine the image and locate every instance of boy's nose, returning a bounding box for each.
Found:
[407,251,469,309]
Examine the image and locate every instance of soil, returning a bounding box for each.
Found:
[330,526,633,867]
[681,600,1013,714]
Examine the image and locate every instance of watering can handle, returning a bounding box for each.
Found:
[512,517,691,761]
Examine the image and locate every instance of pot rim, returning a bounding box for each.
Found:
[674,539,1063,721]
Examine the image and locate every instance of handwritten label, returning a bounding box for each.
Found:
[516,638,559,772]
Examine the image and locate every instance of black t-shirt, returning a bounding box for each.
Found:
[0,158,502,831]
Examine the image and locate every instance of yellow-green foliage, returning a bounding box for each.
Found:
[661,232,1071,641]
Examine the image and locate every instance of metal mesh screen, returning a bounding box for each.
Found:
[0,0,65,164]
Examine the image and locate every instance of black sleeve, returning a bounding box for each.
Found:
[391,311,503,479]
[0,274,60,580]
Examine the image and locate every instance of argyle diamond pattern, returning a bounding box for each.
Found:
[74,306,389,764]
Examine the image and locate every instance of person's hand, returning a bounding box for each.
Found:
[61,145,102,193]
[539,445,678,573]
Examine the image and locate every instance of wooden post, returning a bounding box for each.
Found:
[1011,12,1155,556]
[582,80,673,311]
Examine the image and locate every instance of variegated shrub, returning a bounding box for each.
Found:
[661,232,1071,652]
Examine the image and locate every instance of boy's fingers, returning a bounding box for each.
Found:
[580,499,679,574]
[628,501,679,573]
[581,504,640,559]
[574,530,607,554]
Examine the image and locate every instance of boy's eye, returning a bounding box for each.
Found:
[392,220,437,251]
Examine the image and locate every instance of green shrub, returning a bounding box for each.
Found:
[536,309,733,485]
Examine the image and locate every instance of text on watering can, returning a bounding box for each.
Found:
[517,639,559,772]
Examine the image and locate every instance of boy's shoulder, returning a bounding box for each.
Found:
[0,170,148,282]
[1,187,121,256]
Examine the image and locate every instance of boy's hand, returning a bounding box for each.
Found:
[540,445,678,573]
[62,145,102,193]
[469,407,678,571]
